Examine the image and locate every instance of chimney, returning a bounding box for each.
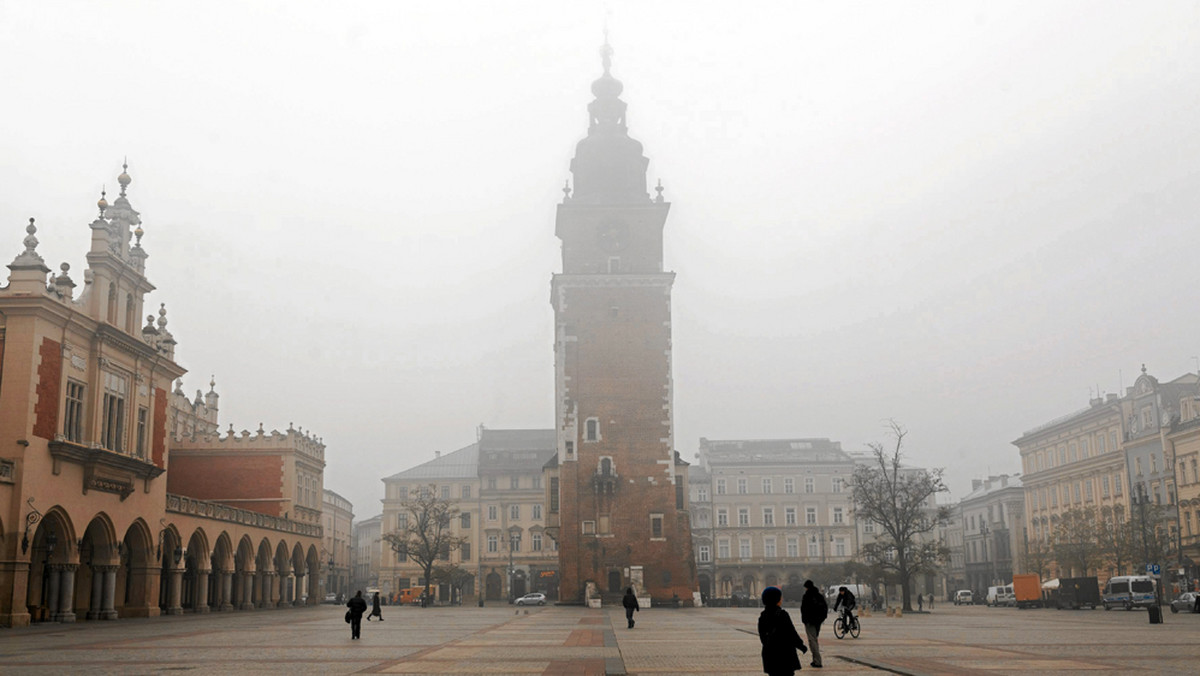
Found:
[1106,393,1118,403]
[972,479,983,491]
[435,451,441,459]
[1000,475,1008,487]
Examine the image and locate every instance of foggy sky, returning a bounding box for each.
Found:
[4,1,1200,517]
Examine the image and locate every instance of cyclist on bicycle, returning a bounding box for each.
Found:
[833,586,857,627]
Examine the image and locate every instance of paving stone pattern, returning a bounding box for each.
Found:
[0,603,1197,674]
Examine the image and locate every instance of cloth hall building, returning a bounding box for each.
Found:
[0,165,327,626]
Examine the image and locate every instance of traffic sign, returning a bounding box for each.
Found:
[1145,564,1161,575]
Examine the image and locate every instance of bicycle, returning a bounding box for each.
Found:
[832,610,860,639]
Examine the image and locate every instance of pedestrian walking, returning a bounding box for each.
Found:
[917,594,923,612]
[928,593,934,610]
[368,591,384,621]
[799,580,826,669]
[346,590,368,640]
[622,587,640,628]
[758,586,807,675]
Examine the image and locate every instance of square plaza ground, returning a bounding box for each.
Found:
[1,602,1196,675]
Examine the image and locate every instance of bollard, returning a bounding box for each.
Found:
[885,607,894,617]
[894,608,902,618]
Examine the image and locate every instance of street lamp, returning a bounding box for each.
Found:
[1132,484,1164,612]
[979,521,995,587]
[508,533,519,603]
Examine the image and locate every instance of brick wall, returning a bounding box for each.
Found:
[152,387,168,468]
[167,454,286,516]
[0,334,5,400]
[32,337,61,440]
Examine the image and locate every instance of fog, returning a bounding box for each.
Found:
[3,1,1200,516]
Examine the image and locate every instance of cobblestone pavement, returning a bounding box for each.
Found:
[0,602,1196,675]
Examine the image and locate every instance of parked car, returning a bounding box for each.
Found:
[1169,592,1197,613]
[1102,575,1156,610]
[323,593,338,604]
[514,592,547,606]
[954,590,974,606]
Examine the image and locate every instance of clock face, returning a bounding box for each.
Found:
[597,223,629,252]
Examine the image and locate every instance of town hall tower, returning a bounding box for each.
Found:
[549,43,697,605]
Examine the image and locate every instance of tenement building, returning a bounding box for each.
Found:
[351,513,381,593]
[959,474,1025,595]
[0,165,324,626]
[378,428,558,603]
[322,489,354,600]
[546,43,697,606]
[691,438,857,599]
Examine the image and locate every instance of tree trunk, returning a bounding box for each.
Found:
[899,552,912,612]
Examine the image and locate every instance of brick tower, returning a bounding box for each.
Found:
[549,42,697,605]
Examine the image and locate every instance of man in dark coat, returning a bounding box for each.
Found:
[368,591,384,621]
[799,580,827,669]
[346,590,368,640]
[622,587,640,628]
[758,586,807,675]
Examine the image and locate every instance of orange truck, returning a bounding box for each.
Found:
[1013,573,1043,609]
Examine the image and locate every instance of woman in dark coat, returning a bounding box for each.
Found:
[758,586,807,675]
[346,591,368,640]
[622,587,640,628]
[368,591,384,621]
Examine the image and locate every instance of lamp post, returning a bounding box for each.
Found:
[508,534,519,603]
[1132,483,1165,614]
[979,521,995,587]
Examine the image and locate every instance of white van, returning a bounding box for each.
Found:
[1102,575,1156,610]
[825,584,872,607]
[986,584,1014,607]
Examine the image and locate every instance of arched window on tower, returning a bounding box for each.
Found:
[125,294,135,333]
[600,457,613,477]
[585,418,599,442]
[107,283,118,324]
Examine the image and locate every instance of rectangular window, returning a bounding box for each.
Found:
[698,486,709,502]
[764,537,777,559]
[807,537,819,558]
[461,543,471,561]
[550,477,559,513]
[738,507,749,526]
[511,476,520,490]
[717,508,729,527]
[863,520,875,534]
[532,475,542,490]
[832,477,843,493]
[487,535,498,553]
[762,507,774,526]
[784,478,795,494]
[699,545,711,563]
[805,507,817,525]
[716,479,726,495]
[101,371,127,452]
[461,512,471,528]
[510,535,521,553]
[488,505,498,521]
[441,485,451,499]
[739,539,751,559]
[650,514,664,538]
[398,486,408,500]
[676,480,685,509]
[737,478,747,494]
[1085,480,1094,501]
[64,380,85,443]
[1081,437,1089,458]
[787,537,799,558]
[565,441,574,457]
[582,520,595,534]
[1098,434,1106,453]
[532,504,542,520]
[785,507,797,525]
[585,418,599,441]
[833,507,844,524]
[1102,475,1110,497]
[462,485,472,499]
[1114,476,1123,496]
[718,539,730,559]
[762,478,772,494]
[487,477,497,490]
[532,533,543,551]
[135,407,148,458]
[835,538,846,557]
[804,477,814,494]
[510,504,520,520]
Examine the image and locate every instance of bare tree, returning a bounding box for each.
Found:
[1022,536,1054,580]
[850,421,952,611]
[380,484,469,607]
[432,564,475,606]
[1052,507,1103,577]
[1097,505,1136,576]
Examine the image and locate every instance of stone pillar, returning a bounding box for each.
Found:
[240,572,254,610]
[0,558,32,627]
[87,566,104,620]
[255,572,266,608]
[100,566,118,619]
[46,565,62,621]
[293,574,305,606]
[166,569,184,615]
[57,564,78,623]
[195,570,210,613]
[220,571,233,611]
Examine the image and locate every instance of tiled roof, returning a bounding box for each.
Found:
[479,429,556,472]
[383,441,479,481]
[701,438,851,465]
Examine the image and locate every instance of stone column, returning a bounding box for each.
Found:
[46,565,62,622]
[240,572,254,610]
[195,570,210,613]
[87,566,104,620]
[293,574,305,606]
[57,564,78,623]
[220,571,233,611]
[166,568,184,615]
[255,571,266,608]
[100,565,118,619]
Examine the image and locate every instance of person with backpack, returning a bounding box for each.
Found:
[758,586,807,675]
[799,580,827,669]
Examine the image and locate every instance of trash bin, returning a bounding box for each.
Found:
[1148,605,1162,624]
